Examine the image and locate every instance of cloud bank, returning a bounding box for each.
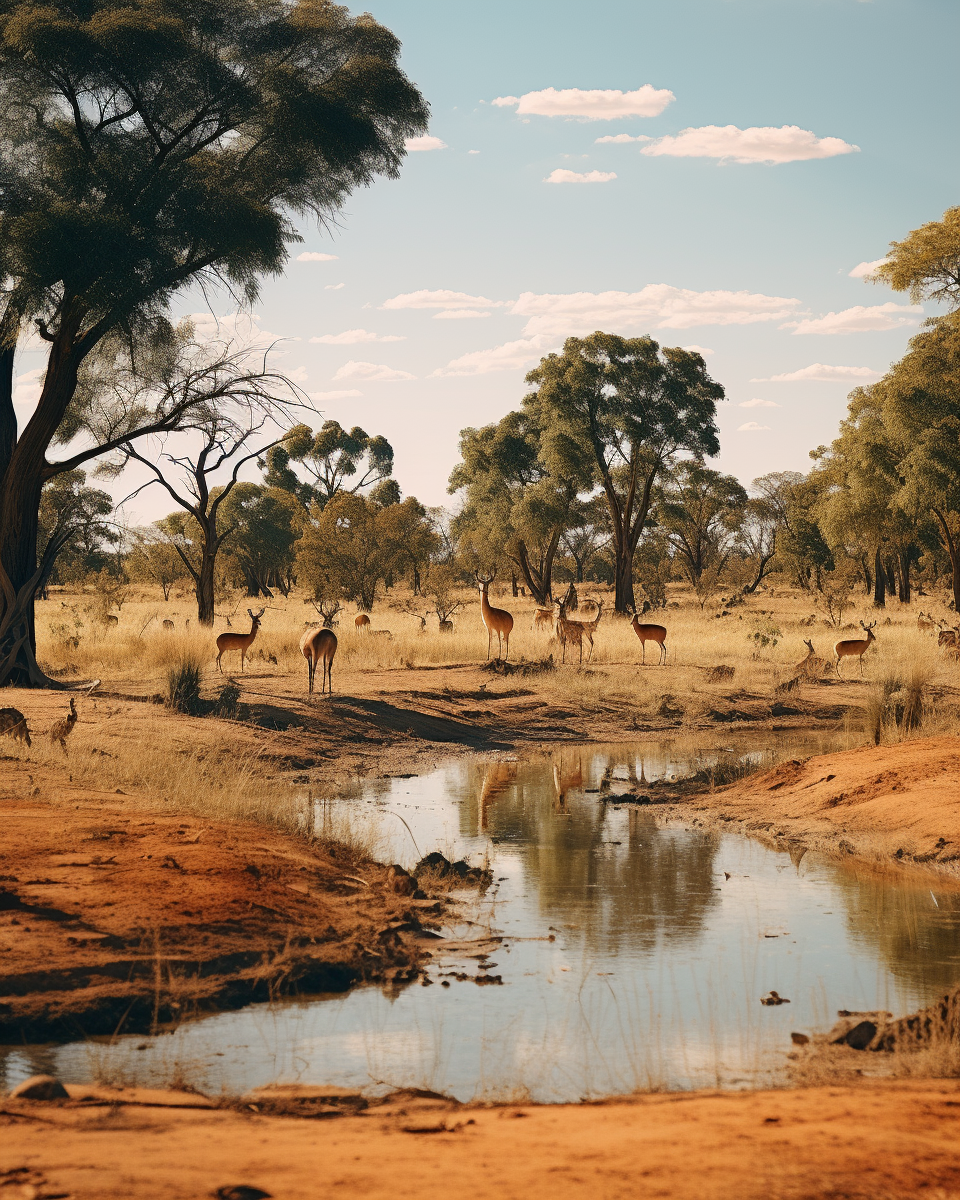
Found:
[510,286,801,335]
[382,289,501,310]
[310,329,405,344]
[493,85,674,119]
[333,361,415,382]
[544,169,617,184]
[433,309,491,320]
[849,258,887,278]
[785,303,922,335]
[405,135,447,152]
[431,336,554,377]
[751,363,882,383]
[738,421,771,431]
[296,251,338,262]
[739,398,780,408]
[641,125,859,164]
[595,133,652,144]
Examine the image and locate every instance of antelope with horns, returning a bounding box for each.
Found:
[629,612,667,665]
[555,597,603,664]
[834,620,877,677]
[794,638,830,680]
[300,626,337,695]
[216,608,264,673]
[475,570,514,661]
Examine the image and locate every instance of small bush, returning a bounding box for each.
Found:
[213,680,242,720]
[166,656,204,715]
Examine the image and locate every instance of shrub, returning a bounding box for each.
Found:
[166,656,204,715]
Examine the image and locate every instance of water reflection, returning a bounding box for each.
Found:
[6,733,959,1102]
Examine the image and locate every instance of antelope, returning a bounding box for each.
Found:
[300,626,337,695]
[579,598,603,661]
[917,611,936,633]
[794,638,830,680]
[215,608,264,673]
[0,707,31,748]
[476,570,514,661]
[630,613,667,665]
[534,606,555,632]
[938,627,958,648]
[439,618,454,633]
[554,601,586,664]
[355,613,371,632]
[49,698,77,752]
[162,619,174,631]
[835,620,877,677]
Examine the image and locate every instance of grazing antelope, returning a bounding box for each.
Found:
[300,625,337,695]
[162,619,174,631]
[534,606,555,632]
[0,707,31,748]
[630,613,667,665]
[355,613,371,632]
[49,698,77,752]
[215,608,264,673]
[476,571,514,661]
[794,638,830,680]
[553,599,587,664]
[835,620,877,677]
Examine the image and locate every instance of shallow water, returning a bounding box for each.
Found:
[4,733,959,1102]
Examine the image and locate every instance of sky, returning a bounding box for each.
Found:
[15,0,960,523]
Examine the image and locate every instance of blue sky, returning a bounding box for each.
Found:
[20,0,959,519]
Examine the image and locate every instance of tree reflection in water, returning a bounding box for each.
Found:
[462,749,720,960]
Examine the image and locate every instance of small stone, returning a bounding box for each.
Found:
[790,1032,810,1046]
[841,1020,878,1050]
[9,1074,69,1101]
[214,1188,273,1200]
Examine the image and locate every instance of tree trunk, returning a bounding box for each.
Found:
[859,557,872,596]
[196,550,217,626]
[885,558,896,598]
[613,540,637,614]
[898,547,911,604]
[932,509,960,613]
[872,547,886,609]
[412,564,421,595]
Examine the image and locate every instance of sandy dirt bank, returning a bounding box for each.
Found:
[684,735,960,876]
[0,768,441,1041]
[3,1080,960,1199]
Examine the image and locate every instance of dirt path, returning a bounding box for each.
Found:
[0,777,444,1041]
[3,1080,960,1199]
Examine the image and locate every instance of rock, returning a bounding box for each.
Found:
[387,864,416,895]
[790,1032,810,1045]
[760,991,790,1006]
[214,1188,273,1200]
[413,852,491,887]
[9,1074,69,1100]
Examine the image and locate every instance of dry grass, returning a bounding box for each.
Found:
[33,582,960,733]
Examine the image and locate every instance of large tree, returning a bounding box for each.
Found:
[0,0,427,683]
[525,334,724,612]
[654,462,747,585]
[262,420,395,509]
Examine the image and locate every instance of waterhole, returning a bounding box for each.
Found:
[4,733,959,1100]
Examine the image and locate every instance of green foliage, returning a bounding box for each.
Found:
[127,529,187,600]
[263,421,395,508]
[747,617,782,655]
[873,206,960,307]
[654,461,747,584]
[219,482,301,597]
[38,469,116,586]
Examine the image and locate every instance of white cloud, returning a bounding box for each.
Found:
[433,309,491,320]
[544,169,617,184]
[325,283,345,291]
[13,368,43,406]
[382,289,502,310]
[493,85,674,119]
[738,421,771,431]
[431,336,554,377]
[849,258,887,278]
[511,287,801,336]
[468,150,480,155]
[785,302,922,335]
[681,344,715,357]
[751,363,882,383]
[641,125,859,165]
[739,398,780,408]
[595,133,652,144]
[310,329,405,344]
[286,366,308,383]
[296,251,338,262]
[333,361,415,382]
[307,389,363,401]
[405,135,447,152]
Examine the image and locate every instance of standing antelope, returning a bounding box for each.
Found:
[48,698,77,752]
[476,571,514,661]
[630,613,667,665]
[579,598,603,662]
[554,600,586,664]
[300,626,337,695]
[355,613,371,632]
[534,606,555,632]
[835,620,877,677]
[215,608,264,673]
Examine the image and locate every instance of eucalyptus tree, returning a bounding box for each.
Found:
[261,420,395,509]
[449,409,587,605]
[296,492,396,612]
[218,483,302,598]
[36,469,115,593]
[873,206,960,306]
[525,334,724,612]
[0,0,428,683]
[653,462,747,585]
